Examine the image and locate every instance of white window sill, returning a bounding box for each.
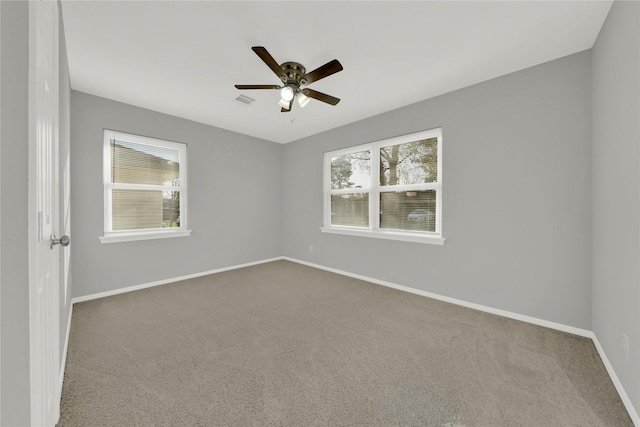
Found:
[320,227,445,245]
[99,229,192,244]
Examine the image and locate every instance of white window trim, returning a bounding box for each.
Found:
[100,130,192,244]
[321,128,444,245]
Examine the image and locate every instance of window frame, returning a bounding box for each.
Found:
[100,129,191,244]
[322,128,444,245]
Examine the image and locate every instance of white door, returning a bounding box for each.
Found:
[29,1,61,425]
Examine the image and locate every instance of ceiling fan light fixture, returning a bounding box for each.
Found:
[280,85,295,102]
[297,92,310,108]
[278,98,291,110]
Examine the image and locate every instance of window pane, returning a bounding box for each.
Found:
[380,190,436,232]
[112,189,180,230]
[162,191,181,228]
[331,193,369,227]
[331,150,371,189]
[380,137,437,186]
[111,140,180,185]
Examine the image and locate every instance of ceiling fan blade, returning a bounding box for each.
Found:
[281,99,293,112]
[235,84,280,90]
[252,46,287,81]
[301,88,340,106]
[301,59,343,84]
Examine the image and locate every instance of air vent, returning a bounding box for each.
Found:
[235,94,255,106]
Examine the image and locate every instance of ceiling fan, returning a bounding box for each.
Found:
[235,46,343,112]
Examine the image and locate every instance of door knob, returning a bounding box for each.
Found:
[50,234,70,249]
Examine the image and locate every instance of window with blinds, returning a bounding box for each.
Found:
[101,130,189,243]
[323,128,444,245]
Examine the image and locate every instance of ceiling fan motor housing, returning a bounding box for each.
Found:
[280,62,307,87]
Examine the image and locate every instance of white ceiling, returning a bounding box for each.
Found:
[60,1,612,144]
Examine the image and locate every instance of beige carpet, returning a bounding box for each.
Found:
[58,260,633,426]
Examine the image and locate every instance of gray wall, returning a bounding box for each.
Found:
[1,1,32,425]
[283,51,593,330]
[70,92,283,298]
[592,0,640,415]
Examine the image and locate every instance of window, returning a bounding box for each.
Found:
[322,128,443,245]
[100,130,191,243]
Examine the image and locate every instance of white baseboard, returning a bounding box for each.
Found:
[71,257,284,304]
[283,257,592,337]
[591,334,640,426]
[283,256,639,426]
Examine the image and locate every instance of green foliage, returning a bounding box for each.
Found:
[380,138,438,185]
[331,156,355,189]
